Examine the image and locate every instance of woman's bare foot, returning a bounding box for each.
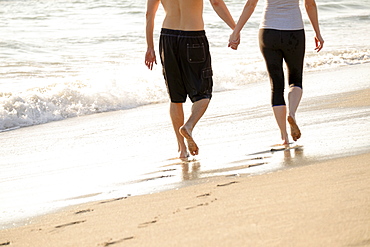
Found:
[287,116,301,141]
[279,132,290,145]
[179,126,199,156]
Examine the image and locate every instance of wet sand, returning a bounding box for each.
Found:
[1,63,370,245]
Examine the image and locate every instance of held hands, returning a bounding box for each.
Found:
[145,48,157,70]
[314,34,324,52]
[228,31,241,50]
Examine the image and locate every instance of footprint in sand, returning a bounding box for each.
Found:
[138,220,157,228]
[185,203,209,210]
[217,181,238,187]
[55,220,86,229]
[184,193,218,210]
[101,237,134,246]
[99,197,127,204]
[196,193,211,198]
[75,209,93,215]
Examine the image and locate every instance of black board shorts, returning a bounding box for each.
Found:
[159,28,213,103]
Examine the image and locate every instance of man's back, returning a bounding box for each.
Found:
[161,0,204,31]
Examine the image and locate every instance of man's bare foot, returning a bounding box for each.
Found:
[287,116,301,141]
[273,142,289,147]
[179,126,199,156]
[179,150,189,161]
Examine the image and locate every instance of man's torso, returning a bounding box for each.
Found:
[161,0,204,31]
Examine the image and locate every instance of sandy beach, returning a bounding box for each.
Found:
[1,63,370,246]
[1,154,369,246]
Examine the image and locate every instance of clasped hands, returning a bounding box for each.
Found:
[228,31,241,50]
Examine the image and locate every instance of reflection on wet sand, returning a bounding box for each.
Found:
[142,145,307,186]
[181,162,200,181]
[282,147,305,167]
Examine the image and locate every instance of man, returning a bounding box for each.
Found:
[145,0,236,159]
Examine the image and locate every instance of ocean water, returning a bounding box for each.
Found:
[1,0,369,131]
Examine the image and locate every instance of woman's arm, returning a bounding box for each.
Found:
[304,0,324,52]
[228,0,259,50]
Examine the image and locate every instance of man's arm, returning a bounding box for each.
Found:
[304,0,324,52]
[209,0,236,30]
[145,0,160,70]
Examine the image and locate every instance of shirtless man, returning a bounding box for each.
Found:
[145,0,235,159]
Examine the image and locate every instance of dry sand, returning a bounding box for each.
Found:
[1,64,370,246]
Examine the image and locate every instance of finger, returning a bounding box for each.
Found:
[314,40,323,52]
[228,43,235,49]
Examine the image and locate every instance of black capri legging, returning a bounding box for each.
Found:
[259,29,305,106]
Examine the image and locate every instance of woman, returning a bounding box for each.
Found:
[229,0,324,145]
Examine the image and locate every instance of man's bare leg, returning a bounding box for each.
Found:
[287,86,302,141]
[272,105,289,145]
[179,98,210,156]
[170,103,188,159]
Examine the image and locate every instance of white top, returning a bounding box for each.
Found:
[259,0,304,30]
